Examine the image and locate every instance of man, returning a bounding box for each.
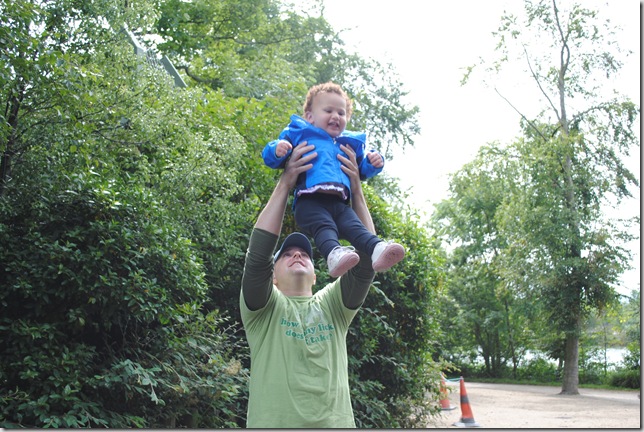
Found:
[240,142,377,428]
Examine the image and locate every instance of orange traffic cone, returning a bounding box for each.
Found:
[439,374,456,411]
[452,377,481,428]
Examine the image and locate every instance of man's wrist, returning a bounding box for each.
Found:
[276,176,293,193]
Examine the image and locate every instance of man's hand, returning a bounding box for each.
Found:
[282,142,316,189]
[338,144,361,194]
[338,144,375,234]
[254,143,315,235]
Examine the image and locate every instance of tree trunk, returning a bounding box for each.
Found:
[1,82,24,197]
[503,299,518,378]
[554,1,580,395]
[560,329,580,394]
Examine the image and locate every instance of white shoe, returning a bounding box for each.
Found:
[371,241,405,272]
[327,246,360,278]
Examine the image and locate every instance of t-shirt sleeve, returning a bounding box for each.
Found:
[240,228,278,311]
[340,251,375,310]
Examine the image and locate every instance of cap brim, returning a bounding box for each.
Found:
[274,232,313,262]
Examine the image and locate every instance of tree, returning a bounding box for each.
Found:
[347,188,445,427]
[464,0,639,394]
[146,2,436,426]
[145,0,420,160]
[1,0,442,427]
[1,0,250,426]
[433,144,534,377]
[620,290,640,370]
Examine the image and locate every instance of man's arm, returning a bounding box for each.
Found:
[340,143,375,234]
[241,143,317,311]
[338,144,376,309]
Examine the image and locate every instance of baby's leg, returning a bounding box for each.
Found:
[294,195,340,259]
[336,202,405,272]
[295,195,360,277]
[335,203,381,256]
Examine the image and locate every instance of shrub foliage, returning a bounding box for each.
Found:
[0,0,440,428]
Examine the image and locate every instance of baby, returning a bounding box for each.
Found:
[262,82,405,277]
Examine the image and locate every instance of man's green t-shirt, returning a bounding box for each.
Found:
[240,281,358,428]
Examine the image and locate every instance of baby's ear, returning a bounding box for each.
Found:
[304,111,313,122]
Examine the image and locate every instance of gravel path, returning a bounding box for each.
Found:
[427,381,641,428]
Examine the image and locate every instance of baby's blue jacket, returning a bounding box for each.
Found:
[262,115,384,203]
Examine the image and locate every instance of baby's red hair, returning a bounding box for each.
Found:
[302,82,353,120]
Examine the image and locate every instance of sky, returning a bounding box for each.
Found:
[320,0,641,295]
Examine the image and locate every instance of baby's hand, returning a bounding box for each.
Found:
[275,140,293,158]
[367,151,384,168]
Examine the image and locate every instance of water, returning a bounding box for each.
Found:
[524,347,630,370]
[586,347,632,369]
[471,347,633,370]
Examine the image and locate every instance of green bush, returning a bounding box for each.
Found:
[448,361,484,379]
[0,174,248,427]
[0,0,435,427]
[516,357,558,382]
[623,343,641,370]
[607,369,641,389]
[341,190,445,428]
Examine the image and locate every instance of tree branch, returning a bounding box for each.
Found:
[522,44,559,120]
[175,65,223,89]
[553,0,571,134]
[494,87,549,142]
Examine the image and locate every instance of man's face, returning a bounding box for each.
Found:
[304,92,347,138]
[273,246,316,287]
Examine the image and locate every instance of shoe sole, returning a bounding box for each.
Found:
[329,252,360,278]
[372,244,405,272]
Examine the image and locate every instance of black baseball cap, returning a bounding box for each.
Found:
[274,232,313,263]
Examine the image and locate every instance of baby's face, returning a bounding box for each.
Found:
[305,92,347,138]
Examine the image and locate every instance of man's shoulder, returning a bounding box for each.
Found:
[312,279,343,303]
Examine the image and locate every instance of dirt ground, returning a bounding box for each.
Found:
[426,381,641,429]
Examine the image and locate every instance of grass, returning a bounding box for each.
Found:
[464,377,640,392]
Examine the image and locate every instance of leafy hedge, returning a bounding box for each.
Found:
[607,370,640,389]
[0,0,443,427]
[0,128,249,427]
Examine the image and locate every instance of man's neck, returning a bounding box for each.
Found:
[278,284,313,297]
